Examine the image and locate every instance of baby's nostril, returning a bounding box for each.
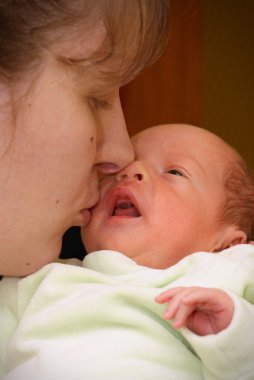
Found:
[136,173,143,181]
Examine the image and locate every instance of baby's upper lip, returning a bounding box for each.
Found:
[106,186,141,217]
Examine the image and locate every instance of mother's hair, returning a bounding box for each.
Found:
[0,0,170,85]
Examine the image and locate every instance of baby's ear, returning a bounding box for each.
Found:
[214,227,247,252]
[222,228,247,250]
[228,230,247,247]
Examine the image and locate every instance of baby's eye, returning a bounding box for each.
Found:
[167,169,183,176]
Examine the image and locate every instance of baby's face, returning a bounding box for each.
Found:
[83,124,235,269]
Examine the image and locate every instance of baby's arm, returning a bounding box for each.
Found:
[156,286,254,379]
[155,286,234,336]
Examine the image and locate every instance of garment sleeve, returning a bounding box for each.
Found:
[181,291,254,380]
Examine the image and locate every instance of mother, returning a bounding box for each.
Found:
[0,1,170,277]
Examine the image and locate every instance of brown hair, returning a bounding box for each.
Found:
[222,157,254,241]
[0,0,170,85]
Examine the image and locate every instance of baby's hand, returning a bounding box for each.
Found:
[155,287,234,336]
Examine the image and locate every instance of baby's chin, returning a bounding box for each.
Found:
[80,229,93,253]
[82,233,111,254]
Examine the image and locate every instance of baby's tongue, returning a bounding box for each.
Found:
[114,202,140,217]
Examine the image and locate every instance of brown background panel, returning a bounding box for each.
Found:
[203,0,254,169]
[121,0,202,136]
[121,0,254,169]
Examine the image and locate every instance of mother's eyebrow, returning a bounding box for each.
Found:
[56,54,120,92]
[56,54,100,72]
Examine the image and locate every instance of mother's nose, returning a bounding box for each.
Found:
[94,94,134,174]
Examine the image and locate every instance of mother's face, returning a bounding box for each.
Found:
[0,33,133,276]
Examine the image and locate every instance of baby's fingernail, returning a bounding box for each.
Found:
[163,311,172,320]
[155,294,165,302]
[172,321,183,329]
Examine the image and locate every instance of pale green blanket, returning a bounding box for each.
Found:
[1,244,254,380]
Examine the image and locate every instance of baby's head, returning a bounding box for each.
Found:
[83,124,254,269]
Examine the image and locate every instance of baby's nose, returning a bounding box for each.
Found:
[116,172,143,182]
[116,161,145,182]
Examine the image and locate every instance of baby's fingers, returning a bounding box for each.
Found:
[162,291,196,328]
[155,287,187,303]
[166,302,196,328]
[176,288,228,311]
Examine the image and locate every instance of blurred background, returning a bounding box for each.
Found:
[61,0,254,259]
[122,0,254,169]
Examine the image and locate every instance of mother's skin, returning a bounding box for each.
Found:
[0,1,170,277]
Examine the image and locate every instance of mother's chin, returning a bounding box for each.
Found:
[0,235,63,278]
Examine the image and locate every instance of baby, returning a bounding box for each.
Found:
[1,125,254,380]
[83,123,254,335]
[84,123,254,265]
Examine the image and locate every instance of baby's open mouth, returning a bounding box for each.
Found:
[112,198,141,217]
